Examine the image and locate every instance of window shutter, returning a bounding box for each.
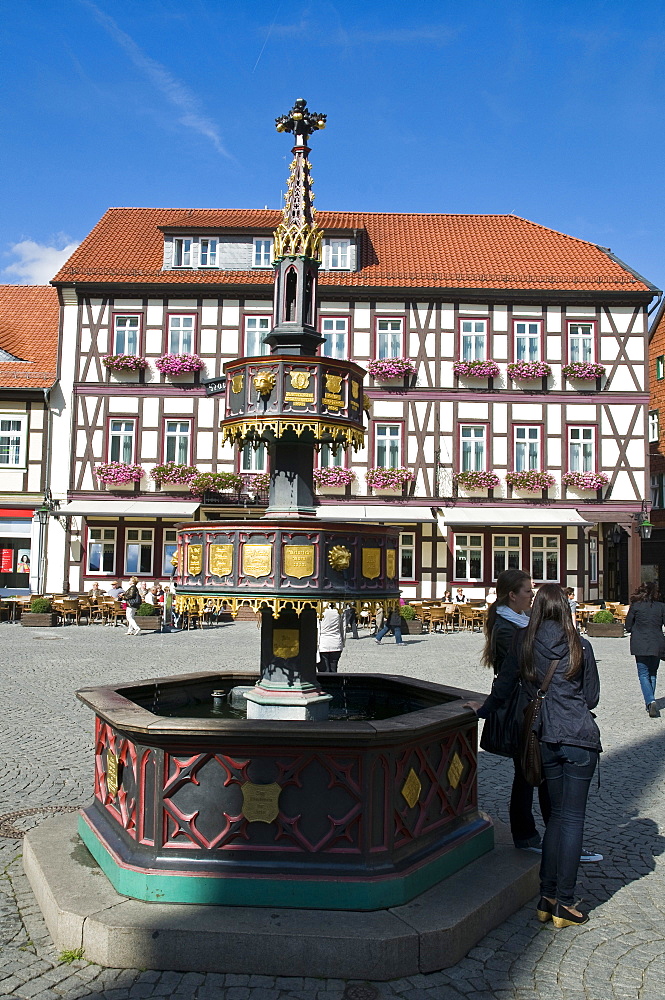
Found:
[191,241,200,268]
[348,241,357,271]
[163,237,173,269]
[322,241,330,270]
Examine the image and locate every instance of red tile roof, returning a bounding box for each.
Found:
[0,285,59,389]
[53,208,654,293]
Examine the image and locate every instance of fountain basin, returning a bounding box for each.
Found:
[76,671,493,910]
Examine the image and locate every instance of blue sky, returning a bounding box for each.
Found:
[2,0,665,299]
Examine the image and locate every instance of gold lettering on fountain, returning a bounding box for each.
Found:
[272,628,300,659]
[240,781,282,824]
[283,544,315,579]
[187,544,203,576]
[361,547,381,580]
[242,543,272,578]
[106,752,119,798]
[209,544,233,577]
[284,392,315,404]
[386,548,396,579]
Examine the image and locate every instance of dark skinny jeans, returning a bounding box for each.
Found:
[510,757,551,847]
[539,742,598,907]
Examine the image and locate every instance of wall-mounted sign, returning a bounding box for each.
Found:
[272,628,299,659]
[241,781,282,823]
[242,543,272,578]
[0,549,13,573]
[203,377,226,397]
[386,549,396,579]
[361,547,381,580]
[283,544,315,579]
[209,543,233,577]
[187,544,203,576]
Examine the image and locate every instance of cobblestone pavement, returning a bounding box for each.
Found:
[1,620,664,999]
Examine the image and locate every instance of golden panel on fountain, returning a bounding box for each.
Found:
[283,544,315,579]
[361,547,381,580]
[242,543,272,578]
[187,544,203,576]
[209,543,233,577]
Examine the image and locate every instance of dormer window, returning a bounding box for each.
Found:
[321,238,355,271]
[173,238,192,267]
[200,239,217,266]
[253,238,272,267]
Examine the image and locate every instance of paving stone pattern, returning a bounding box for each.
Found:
[0,620,664,999]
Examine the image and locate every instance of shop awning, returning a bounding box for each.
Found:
[317,504,436,522]
[57,500,200,518]
[437,507,591,528]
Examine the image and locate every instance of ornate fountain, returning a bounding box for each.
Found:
[75,100,493,910]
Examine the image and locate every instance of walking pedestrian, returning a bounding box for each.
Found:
[123,576,142,636]
[375,607,403,645]
[317,604,345,672]
[343,603,359,640]
[624,581,665,718]
[372,605,384,636]
[512,583,601,927]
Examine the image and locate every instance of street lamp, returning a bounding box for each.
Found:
[34,491,59,595]
[634,500,653,541]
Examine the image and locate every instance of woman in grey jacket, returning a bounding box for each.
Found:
[624,582,665,718]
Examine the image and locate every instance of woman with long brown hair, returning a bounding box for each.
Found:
[624,581,665,718]
[469,569,550,850]
[515,584,601,927]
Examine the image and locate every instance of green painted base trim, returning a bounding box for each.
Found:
[78,814,494,911]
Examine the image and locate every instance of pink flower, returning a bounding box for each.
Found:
[365,467,414,489]
[150,462,198,485]
[155,353,205,376]
[188,471,243,496]
[367,358,416,379]
[505,470,556,491]
[562,362,606,380]
[562,471,609,491]
[507,361,552,380]
[95,463,145,485]
[453,360,501,379]
[454,470,501,489]
[313,468,356,487]
[102,355,149,372]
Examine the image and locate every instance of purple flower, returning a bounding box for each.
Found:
[453,359,501,379]
[242,472,271,490]
[367,358,417,380]
[155,353,205,376]
[365,467,414,489]
[505,470,556,491]
[94,462,145,485]
[562,362,606,380]
[313,468,356,487]
[454,470,501,489]
[102,355,149,372]
[562,471,609,491]
[507,361,552,380]
[188,471,243,496]
[150,462,199,486]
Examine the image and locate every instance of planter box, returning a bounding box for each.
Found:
[400,617,424,635]
[157,482,194,493]
[109,370,140,383]
[586,622,624,638]
[371,487,404,497]
[21,613,58,627]
[316,485,348,495]
[103,482,137,492]
[135,616,161,631]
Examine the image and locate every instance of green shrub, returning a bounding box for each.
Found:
[401,605,416,620]
[592,609,615,623]
[136,603,157,616]
[30,598,52,614]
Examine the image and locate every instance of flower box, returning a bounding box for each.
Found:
[505,470,556,492]
[151,463,198,489]
[316,485,348,495]
[312,468,356,488]
[104,482,136,492]
[454,471,500,491]
[562,471,609,492]
[562,362,606,381]
[21,613,58,627]
[94,463,145,487]
[366,358,416,381]
[507,361,552,381]
[365,467,414,491]
[586,622,624,638]
[102,355,149,373]
[453,360,501,379]
[188,471,243,497]
[135,616,161,631]
[155,354,205,377]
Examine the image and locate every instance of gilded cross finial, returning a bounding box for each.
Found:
[275,98,326,142]
[273,98,326,262]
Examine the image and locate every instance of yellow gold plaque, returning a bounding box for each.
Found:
[253,370,276,395]
[363,393,371,412]
[284,544,315,579]
[351,380,359,399]
[361,547,381,580]
[273,628,300,659]
[325,373,343,395]
[187,544,203,577]
[386,549,396,579]
[209,543,233,577]
[231,373,244,394]
[242,543,272,578]
[448,752,464,790]
[328,544,351,571]
[241,781,282,824]
[106,751,119,798]
[401,767,421,808]
[290,371,311,390]
[284,391,315,404]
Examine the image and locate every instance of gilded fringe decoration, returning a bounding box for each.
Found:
[174,595,397,620]
[221,418,364,450]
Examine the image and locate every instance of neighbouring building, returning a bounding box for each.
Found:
[0,284,60,595]
[46,208,658,601]
[644,296,665,583]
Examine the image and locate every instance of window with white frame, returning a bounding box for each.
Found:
[87,527,116,574]
[400,532,416,580]
[375,424,401,468]
[253,238,272,267]
[0,415,26,467]
[173,237,192,267]
[162,529,178,577]
[461,319,487,361]
[492,535,521,578]
[657,356,665,381]
[531,535,559,582]
[514,321,541,361]
[125,528,153,575]
[568,323,594,363]
[241,442,266,473]
[113,315,140,355]
[514,426,541,471]
[569,426,595,472]
[320,443,344,468]
[651,474,665,509]
[245,315,271,356]
[168,315,194,354]
[377,319,403,359]
[321,317,348,359]
[109,419,135,463]
[649,410,659,443]
[460,425,486,471]
[165,420,191,464]
[324,239,351,270]
[589,535,598,583]
[455,534,483,581]
[199,238,217,267]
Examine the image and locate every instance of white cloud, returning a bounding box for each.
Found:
[3,240,80,285]
[81,0,231,158]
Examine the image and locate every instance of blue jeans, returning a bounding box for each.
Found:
[376,625,402,644]
[540,742,598,907]
[636,656,660,707]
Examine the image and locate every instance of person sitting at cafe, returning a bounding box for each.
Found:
[105,581,124,599]
[454,588,466,603]
[144,586,160,606]
[88,582,103,600]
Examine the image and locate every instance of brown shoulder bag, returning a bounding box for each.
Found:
[520,658,559,786]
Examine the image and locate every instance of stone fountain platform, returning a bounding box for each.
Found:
[24,813,538,981]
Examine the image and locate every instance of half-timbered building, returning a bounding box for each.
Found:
[644,296,665,582]
[48,209,658,601]
[0,285,59,595]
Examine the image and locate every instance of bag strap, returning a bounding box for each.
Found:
[537,658,560,698]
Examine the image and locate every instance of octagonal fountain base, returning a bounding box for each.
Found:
[74,671,493,910]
